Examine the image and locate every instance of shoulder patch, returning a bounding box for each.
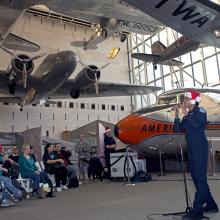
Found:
[199,108,206,113]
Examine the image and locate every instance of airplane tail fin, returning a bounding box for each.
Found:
[131,53,160,63]
[152,41,167,55]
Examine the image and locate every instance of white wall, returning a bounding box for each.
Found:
[0,12,131,138]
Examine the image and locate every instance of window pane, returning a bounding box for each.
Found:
[205,56,219,85]
[183,67,194,87]
[193,62,204,86]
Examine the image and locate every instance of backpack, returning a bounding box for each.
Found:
[131,170,152,183]
[67,177,79,188]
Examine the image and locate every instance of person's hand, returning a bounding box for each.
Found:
[8,158,15,165]
[173,104,180,118]
[35,171,40,175]
[2,167,8,173]
[179,103,187,115]
[58,159,64,164]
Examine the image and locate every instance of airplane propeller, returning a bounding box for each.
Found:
[77,58,110,94]
[0,45,45,88]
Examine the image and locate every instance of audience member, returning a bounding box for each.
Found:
[30,146,36,162]
[18,144,54,198]
[54,144,77,187]
[75,134,91,181]
[42,144,68,192]
[0,165,22,207]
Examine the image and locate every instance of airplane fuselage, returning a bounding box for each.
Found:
[0,0,161,40]
[157,36,200,64]
[115,94,220,157]
[0,50,77,105]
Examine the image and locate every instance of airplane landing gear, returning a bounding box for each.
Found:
[101,29,108,38]
[153,64,157,70]
[20,106,23,112]
[120,34,127,43]
[70,90,80,99]
[8,80,16,95]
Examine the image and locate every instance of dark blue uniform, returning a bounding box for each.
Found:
[174,106,217,213]
[104,135,116,179]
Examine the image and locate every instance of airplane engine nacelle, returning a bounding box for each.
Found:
[9,54,34,81]
[70,65,101,99]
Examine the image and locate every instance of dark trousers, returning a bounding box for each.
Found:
[105,153,111,180]
[23,171,53,192]
[49,166,67,187]
[188,140,217,212]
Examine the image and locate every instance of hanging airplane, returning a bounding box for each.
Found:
[0,0,163,52]
[0,47,162,111]
[114,88,220,157]
[131,36,199,70]
[119,0,220,48]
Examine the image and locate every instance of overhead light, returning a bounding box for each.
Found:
[107,47,120,60]
[214,30,220,38]
[97,31,101,37]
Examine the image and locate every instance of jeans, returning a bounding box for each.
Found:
[23,171,53,192]
[0,176,19,200]
[66,165,77,180]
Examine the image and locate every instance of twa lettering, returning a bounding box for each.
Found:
[155,0,209,28]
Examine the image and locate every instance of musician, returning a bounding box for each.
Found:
[173,90,218,220]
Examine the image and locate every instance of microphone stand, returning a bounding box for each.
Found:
[163,107,209,219]
[124,146,135,186]
[163,139,192,217]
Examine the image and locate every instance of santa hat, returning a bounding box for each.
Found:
[184,89,201,104]
[104,126,111,133]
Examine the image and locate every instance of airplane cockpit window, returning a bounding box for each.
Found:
[179,94,185,103]
[157,95,177,105]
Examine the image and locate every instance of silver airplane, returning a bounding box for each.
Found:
[119,0,220,48]
[0,49,162,111]
[131,36,201,70]
[0,0,163,51]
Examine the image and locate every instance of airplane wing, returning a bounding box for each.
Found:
[0,5,24,40]
[0,96,21,104]
[135,134,186,157]
[0,70,10,92]
[132,53,160,62]
[161,59,183,67]
[122,0,220,47]
[159,87,220,98]
[2,33,41,52]
[49,81,162,99]
[132,53,183,66]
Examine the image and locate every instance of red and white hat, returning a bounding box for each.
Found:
[184,89,201,104]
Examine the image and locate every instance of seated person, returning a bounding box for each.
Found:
[54,144,77,187]
[30,146,36,162]
[0,145,16,166]
[1,145,18,179]
[42,144,68,191]
[0,165,23,207]
[8,146,19,163]
[18,144,54,198]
